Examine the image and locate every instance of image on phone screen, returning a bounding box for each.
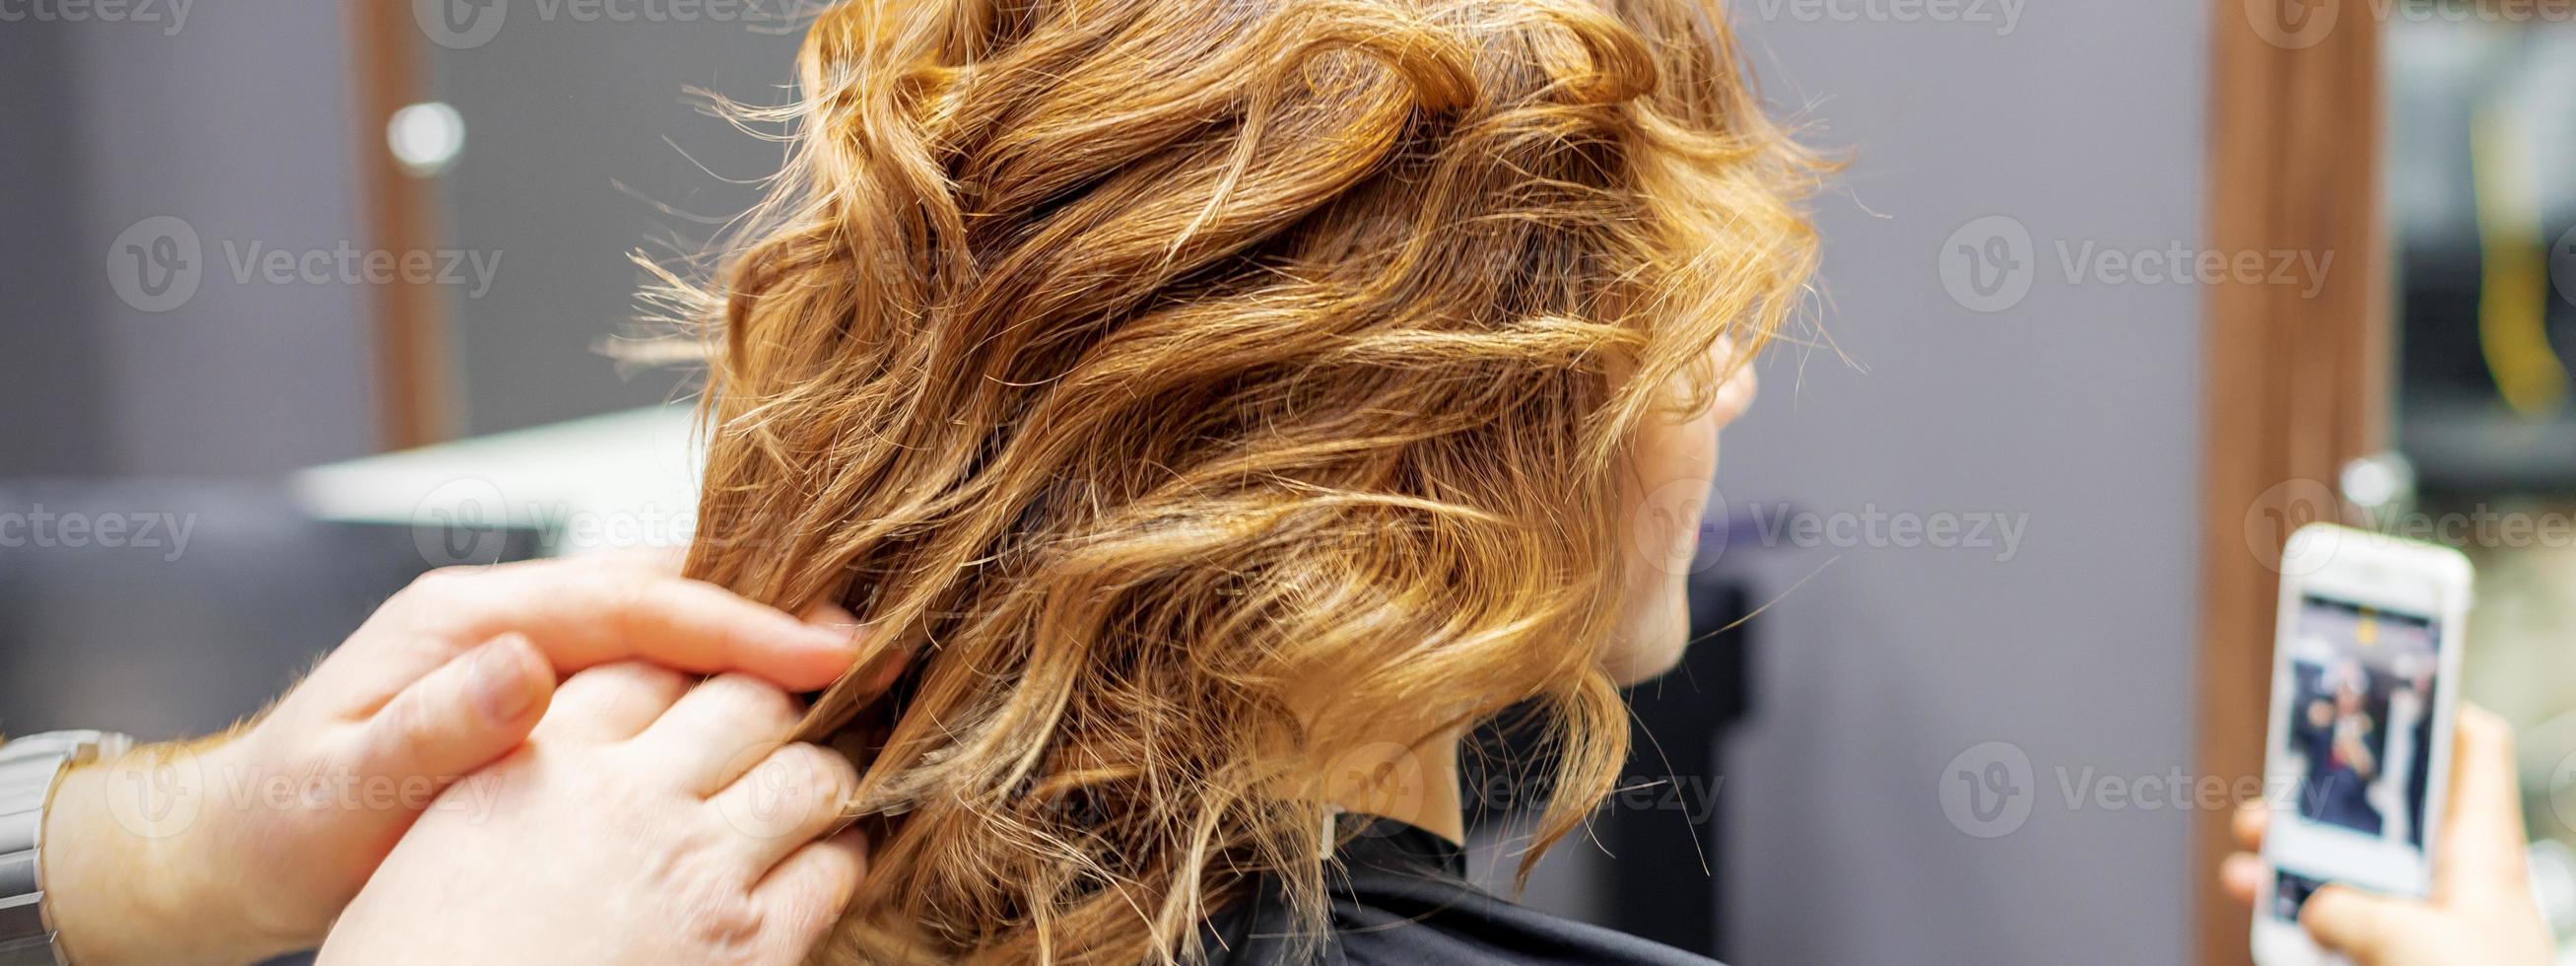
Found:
[2280,593,2441,851]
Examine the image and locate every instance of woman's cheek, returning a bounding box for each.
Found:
[1604,424,1718,682]
[1602,345,1755,683]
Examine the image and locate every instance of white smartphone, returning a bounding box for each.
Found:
[2251,522,2473,966]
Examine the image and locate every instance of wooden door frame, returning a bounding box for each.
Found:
[2196,3,2389,964]
[349,3,457,449]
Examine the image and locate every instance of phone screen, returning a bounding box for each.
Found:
[2272,592,2444,874]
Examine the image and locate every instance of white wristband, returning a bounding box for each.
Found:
[0,732,133,966]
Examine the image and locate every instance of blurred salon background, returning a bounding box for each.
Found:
[3,2,2573,965]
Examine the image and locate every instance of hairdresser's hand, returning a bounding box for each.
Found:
[320,664,867,965]
[39,556,864,966]
[2221,705,2555,966]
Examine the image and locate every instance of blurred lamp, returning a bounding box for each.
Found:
[387,102,466,177]
[2339,451,2416,522]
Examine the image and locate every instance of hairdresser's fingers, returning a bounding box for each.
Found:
[712,742,859,870]
[750,830,869,963]
[338,561,860,705]
[357,634,554,785]
[441,561,863,688]
[536,661,693,743]
[638,674,808,793]
[2434,705,2532,904]
[2301,885,2432,963]
[579,544,687,575]
[2234,797,2271,853]
[2220,853,2269,908]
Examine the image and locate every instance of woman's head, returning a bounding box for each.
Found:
[673,0,1818,959]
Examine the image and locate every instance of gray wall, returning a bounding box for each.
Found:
[427,10,800,435]
[0,1,379,477]
[0,0,792,466]
[1711,2,2208,963]
[0,20,111,475]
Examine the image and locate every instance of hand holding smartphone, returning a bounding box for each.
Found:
[2251,522,2469,965]
[2244,523,2551,966]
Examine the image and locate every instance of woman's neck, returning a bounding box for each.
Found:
[1317,727,1466,845]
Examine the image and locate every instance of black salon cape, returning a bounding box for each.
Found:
[1196,816,1723,965]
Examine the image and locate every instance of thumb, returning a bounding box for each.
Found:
[2301,884,2437,963]
[2433,705,2532,904]
[361,633,555,784]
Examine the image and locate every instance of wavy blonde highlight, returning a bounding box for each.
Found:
[671,1,1821,961]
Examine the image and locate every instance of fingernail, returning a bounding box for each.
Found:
[801,604,866,650]
[469,637,539,724]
